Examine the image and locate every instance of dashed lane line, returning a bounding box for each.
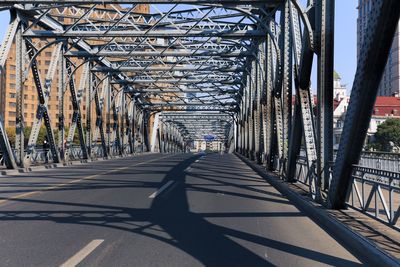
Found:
[60,239,104,267]
[149,180,175,199]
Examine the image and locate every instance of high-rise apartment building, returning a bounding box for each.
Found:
[357,0,400,96]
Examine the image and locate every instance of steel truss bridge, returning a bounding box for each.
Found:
[0,0,398,214]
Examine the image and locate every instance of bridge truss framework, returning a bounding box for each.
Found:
[0,0,398,209]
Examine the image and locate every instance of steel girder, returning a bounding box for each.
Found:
[328,0,400,208]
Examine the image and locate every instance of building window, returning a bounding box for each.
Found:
[10,93,16,98]
[9,102,16,107]
[8,121,15,126]
[8,111,16,116]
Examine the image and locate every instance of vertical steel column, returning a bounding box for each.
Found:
[126,97,133,154]
[240,103,245,154]
[257,39,266,163]
[120,93,125,154]
[58,44,65,161]
[106,79,111,155]
[235,116,239,153]
[159,121,164,153]
[287,1,305,181]
[143,110,149,152]
[150,113,160,152]
[254,42,263,163]
[250,59,256,160]
[86,64,92,158]
[15,18,24,166]
[316,0,335,190]
[263,21,274,169]
[329,0,400,208]
[131,100,136,154]
[281,1,293,175]
[242,79,247,155]
[166,123,170,153]
[273,11,285,170]
[116,91,123,155]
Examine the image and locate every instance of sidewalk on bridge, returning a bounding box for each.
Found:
[235,152,400,266]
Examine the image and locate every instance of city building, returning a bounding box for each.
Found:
[357,0,400,96]
[330,70,400,149]
[194,140,225,152]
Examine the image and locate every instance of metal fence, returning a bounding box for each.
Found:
[347,166,400,229]
[295,150,400,229]
[0,144,138,168]
[295,155,309,186]
[358,151,400,173]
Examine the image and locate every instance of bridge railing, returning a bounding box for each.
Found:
[295,155,309,186]
[347,166,400,229]
[296,150,400,186]
[0,144,138,168]
[358,151,400,173]
[295,150,400,229]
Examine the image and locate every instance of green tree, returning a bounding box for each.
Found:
[373,118,400,152]
[5,127,16,146]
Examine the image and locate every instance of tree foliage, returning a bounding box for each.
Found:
[372,118,400,152]
[5,126,60,148]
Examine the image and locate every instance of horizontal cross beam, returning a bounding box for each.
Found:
[24,30,265,38]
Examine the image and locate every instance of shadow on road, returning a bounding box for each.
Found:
[0,154,363,266]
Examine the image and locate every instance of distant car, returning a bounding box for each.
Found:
[197,151,206,156]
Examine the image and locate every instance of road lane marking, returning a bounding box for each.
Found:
[149,180,175,199]
[60,239,104,267]
[0,154,176,206]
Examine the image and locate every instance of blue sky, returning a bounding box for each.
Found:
[0,1,358,92]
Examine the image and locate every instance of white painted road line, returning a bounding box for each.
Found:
[60,239,104,267]
[149,181,175,199]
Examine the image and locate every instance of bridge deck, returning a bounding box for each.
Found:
[0,153,361,266]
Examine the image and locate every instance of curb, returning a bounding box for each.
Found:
[235,152,400,267]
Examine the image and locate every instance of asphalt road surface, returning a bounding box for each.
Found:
[0,153,362,266]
